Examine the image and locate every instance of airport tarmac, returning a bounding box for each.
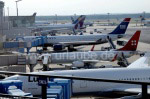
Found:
[26,24,150,98]
[29,24,150,72]
[1,23,150,99]
[87,24,150,44]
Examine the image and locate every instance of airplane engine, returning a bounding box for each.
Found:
[53,44,65,51]
[72,61,84,67]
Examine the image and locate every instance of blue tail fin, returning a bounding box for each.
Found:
[73,15,86,29]
[109,18,131,34]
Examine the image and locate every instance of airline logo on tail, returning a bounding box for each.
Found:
[120,25,126,29]
[118,30,141,51]
[73,15,86,29]
[131,40,137,46]
[109,18,131,35]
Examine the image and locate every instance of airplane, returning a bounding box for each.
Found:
[3,53,150,98]
[71,16,93,27]
[38,30,141,68]
[32,15,86,36]
[21,18,131,52]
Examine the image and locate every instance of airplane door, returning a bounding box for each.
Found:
[80,80,87,88]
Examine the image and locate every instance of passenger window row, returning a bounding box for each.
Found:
[119,77,150,81]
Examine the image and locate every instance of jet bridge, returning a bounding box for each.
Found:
[16,36,47,53]
[0,36,47,53]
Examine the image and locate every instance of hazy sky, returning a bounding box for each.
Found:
[1,0,150,16]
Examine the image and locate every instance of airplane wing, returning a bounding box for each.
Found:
[58,38,102,46]
[48,28,72,32]
[59,41,97,45]
[112,86,150,94]
[58,60,99,67]
[56,38,102,47]
[82,60,99,63]
[41,28,72,33]
[58,64,72,67]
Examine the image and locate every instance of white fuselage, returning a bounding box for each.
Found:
[44,50,134,64]
[23,34,123,47]
[37,24,75,31]
[4,68,150,95]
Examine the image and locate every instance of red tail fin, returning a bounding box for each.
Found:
[118,30,141,51]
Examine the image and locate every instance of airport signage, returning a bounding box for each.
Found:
[38,77,48,86]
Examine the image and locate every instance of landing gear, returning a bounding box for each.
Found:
[84,63,94,69]
[117,52,130,67]
[43,64,49,71]
[68,45,77,52]
[43,47,48,51]
[29,64,35,72]
[117,61,128,67]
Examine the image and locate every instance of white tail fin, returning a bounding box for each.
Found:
[127,53,150,68]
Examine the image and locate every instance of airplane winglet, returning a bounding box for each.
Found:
[118,30,141,51]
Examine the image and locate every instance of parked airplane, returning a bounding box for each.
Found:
[22,18,131,51]
[38,30,141,68]
[71,16,93,27]
[32,15,86,35]
[4,53,150,98]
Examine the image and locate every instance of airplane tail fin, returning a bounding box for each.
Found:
[73,15,86,29]
[109,18,131,35]
[127,53,150,68]
[118,30,141,51]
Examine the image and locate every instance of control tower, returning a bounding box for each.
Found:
[0,1,35,40]
[0,1,4,18]
[0,1,5,42]
[0,1,4,23]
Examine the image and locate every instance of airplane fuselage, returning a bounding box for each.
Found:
[4,68,150,95]
[23,34,124,47]
[48,50,134,64]
[37,24,75,30]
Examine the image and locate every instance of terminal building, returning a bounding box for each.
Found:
[0,1,36,73]
[0,0,36,40]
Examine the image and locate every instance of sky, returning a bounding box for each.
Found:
[1,0,150,16]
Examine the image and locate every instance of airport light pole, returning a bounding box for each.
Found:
[143,11,146,19]
[74,14,76,20]
[7,7,10,29]
[55,14,57,24]
[107,13,110,26]
[15,0,22,16]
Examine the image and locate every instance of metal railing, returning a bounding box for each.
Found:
[0,71,150,99]
[0,93,39,99]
